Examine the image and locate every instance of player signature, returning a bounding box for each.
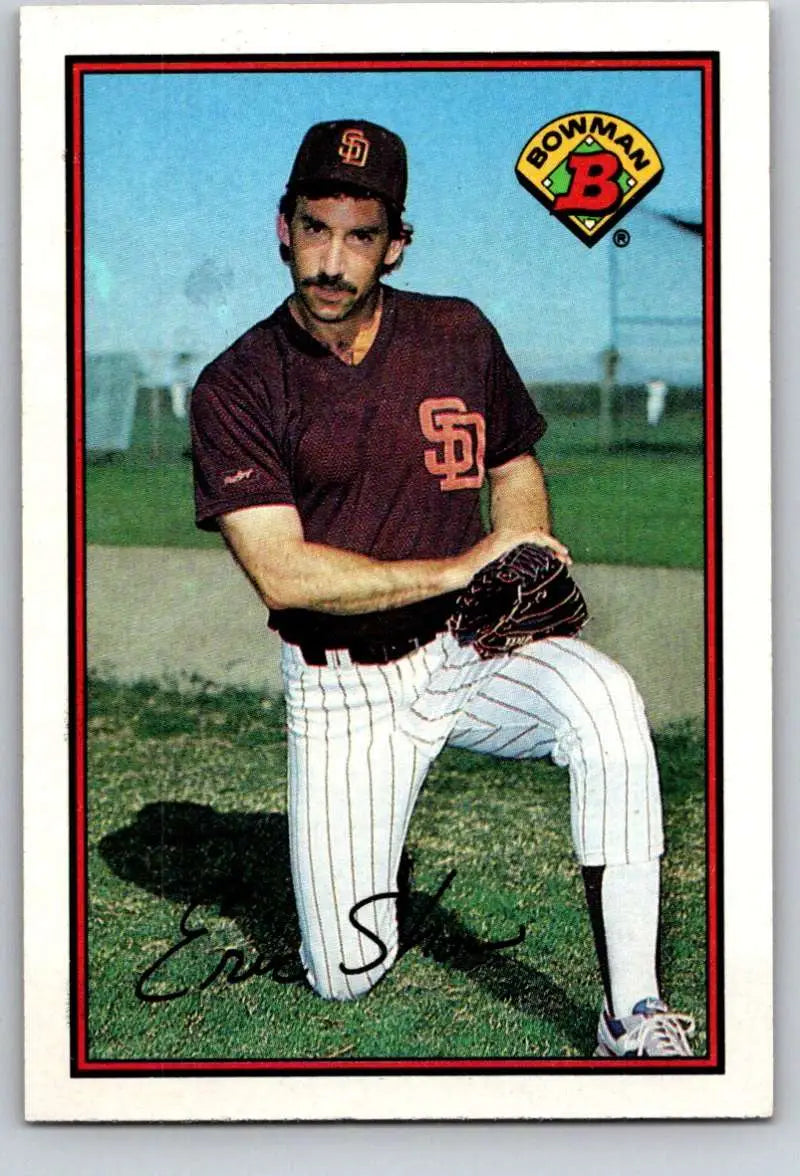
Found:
[341,868,527,976]
[134,902,302,1003]
[134,870,526,1002]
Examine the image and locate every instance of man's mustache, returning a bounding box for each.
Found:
[301,274,357,294]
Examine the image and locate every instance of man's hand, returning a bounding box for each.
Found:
[460,528,571,586]
[448,541,588,659]
[453,451,571,585]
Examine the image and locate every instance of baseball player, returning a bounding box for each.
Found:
[190,119,695,1057]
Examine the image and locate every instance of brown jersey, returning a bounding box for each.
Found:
[191,285,546,644]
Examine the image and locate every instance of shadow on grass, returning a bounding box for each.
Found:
[99,800,596,1055]
[99,802,302,966]
[401,883,596,1052]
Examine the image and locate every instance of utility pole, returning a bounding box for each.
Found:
[598,240,619,450]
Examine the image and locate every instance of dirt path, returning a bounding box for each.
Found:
[88,546,704,730]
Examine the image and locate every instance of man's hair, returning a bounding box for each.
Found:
[278,182,413,274]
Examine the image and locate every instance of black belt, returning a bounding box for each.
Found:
[298,624,443,666]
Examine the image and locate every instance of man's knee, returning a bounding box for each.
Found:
[552,653,662,864]
[301,896,401,1001]
[305,939,399,1002]
[562,654,654,762]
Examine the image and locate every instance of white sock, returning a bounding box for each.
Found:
[602,859,661,1018]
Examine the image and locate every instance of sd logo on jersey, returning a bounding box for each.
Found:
[515,112,663,246]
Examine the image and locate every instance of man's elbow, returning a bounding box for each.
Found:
[253,570,305,612]
[227,554,302,612]
[222,530,307,611]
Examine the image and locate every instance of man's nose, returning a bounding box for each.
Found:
[320,234,345,276]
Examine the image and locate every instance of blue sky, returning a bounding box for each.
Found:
[83,65,703,384]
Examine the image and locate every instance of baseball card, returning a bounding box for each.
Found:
[21,2,771,1122]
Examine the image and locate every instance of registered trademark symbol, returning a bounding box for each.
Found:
[613,228,631,248]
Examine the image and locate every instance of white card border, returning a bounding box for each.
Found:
[21,0,772,1122]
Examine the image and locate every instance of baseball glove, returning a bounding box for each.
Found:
[447,543,589,660]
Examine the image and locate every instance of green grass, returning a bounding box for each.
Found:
[86,402,221,551]
[86,395,703,567]
[536,413,703,567]
[86,679,707,1062]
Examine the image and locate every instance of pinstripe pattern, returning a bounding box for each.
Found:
[546,639,659,862]
[318,671,355,997]
[547,641,632,860]
[495,657,612,860]
[625,670,661,859]
[342,671,367,980]
[352,663,377,901]
[448,637,662,865]
[281,642,431,999]
[280,630,663,1000]
[292,670,333,995]
[450,665,595,860]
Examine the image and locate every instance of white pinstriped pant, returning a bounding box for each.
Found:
[280,632,663,1001]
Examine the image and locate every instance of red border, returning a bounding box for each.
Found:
[71,67,89,1071]
[70,53,721,1077]
[700,57,721,1074]
[74,56,713,72]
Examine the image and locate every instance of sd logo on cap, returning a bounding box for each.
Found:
[286,119,408,212]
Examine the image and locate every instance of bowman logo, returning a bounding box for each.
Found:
[515,112,664,246]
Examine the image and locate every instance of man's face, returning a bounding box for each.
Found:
[278,194,403,323]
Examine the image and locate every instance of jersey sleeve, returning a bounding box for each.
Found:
[481,316,547,468]
[190,349,295,531]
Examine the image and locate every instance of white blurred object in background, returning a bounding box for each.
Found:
[645,378,668,427]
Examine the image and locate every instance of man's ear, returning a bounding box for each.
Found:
[277,213,291,249]
[384,237,404,268]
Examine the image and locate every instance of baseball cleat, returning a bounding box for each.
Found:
[594,997,696,1058]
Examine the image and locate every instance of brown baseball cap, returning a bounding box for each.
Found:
[286,119,408,212]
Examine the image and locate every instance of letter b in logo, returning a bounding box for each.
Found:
[553,151,622,214]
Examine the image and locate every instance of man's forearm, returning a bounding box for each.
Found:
[241,539,466,615]
[221,494,567,619]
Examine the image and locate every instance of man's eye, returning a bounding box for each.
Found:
[352,231,375,243]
